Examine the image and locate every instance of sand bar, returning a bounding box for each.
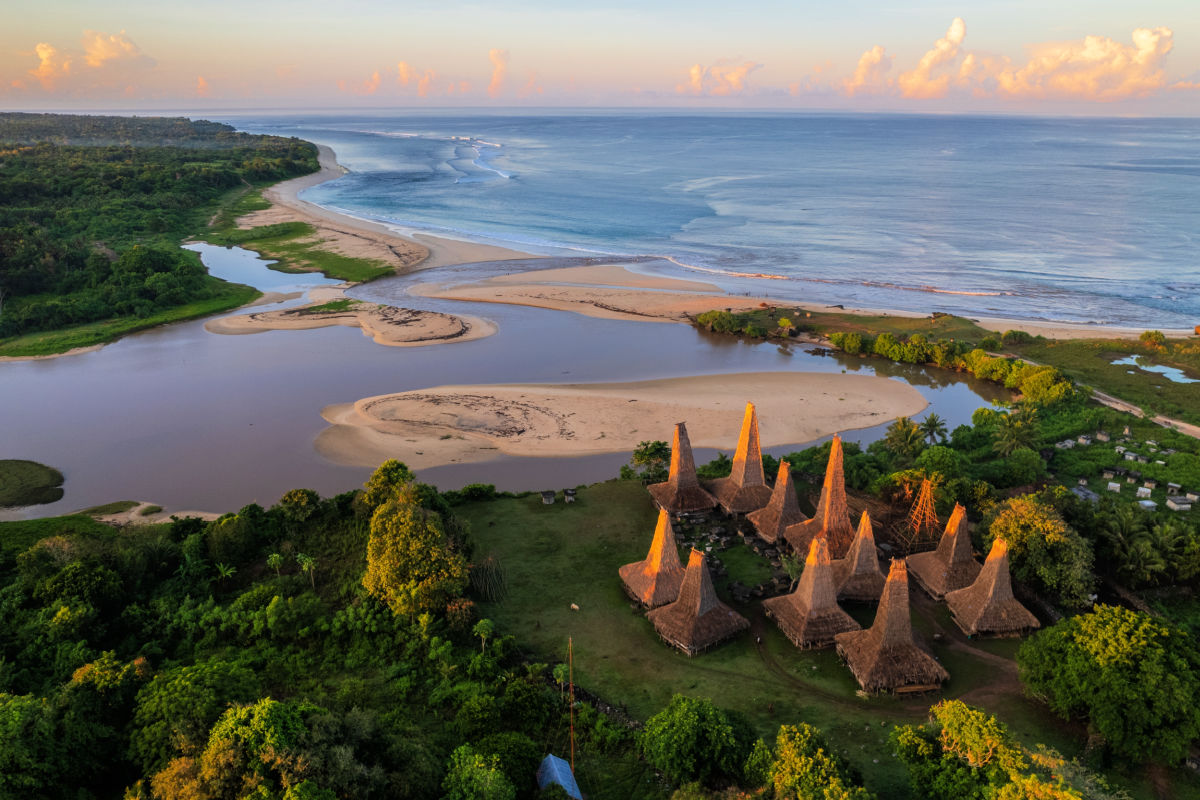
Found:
[315,371,927,470]
[205,287,496,346]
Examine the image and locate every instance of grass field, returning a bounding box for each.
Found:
[0,460,65,507]
[451,479,1188,799]
[0,281,260,358]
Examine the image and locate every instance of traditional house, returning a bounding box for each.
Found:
[648,422,717,514]
[834,560,949,694]
[831,511,886,603]
[1136,487,1152,499]
[647,549,749,655]
[763,538,861,649]
[944,539,1039,637]
[619,509,686,608]
[705,402,773,515]
[1167,498,1193,512]
[1107,482,1122,493]
[747,460,807,544]
[783,435,855,558]
[907,504,981,599]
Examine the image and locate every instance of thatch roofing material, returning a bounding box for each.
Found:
[763,538,860,649]
[945,539,1040,637]
[907,504,980,599]
[706,402,773,514]
[647,549,749,656]
[747,460,807,544]
[834,560,949,693]
[619,509,686,608]
[648,422,717,514]
[831,511,886,603]
[783,434,855,558]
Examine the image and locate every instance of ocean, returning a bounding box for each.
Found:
[227,112,1200,328]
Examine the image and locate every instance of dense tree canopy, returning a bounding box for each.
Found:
[982,496,1094,608]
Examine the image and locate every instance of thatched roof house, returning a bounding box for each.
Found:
[831,511,886,604]
[783,434,855,558]
[747,460,807,544]
[834,560,949,694]
[907,504,980,600]
[647,549,749,656]
[763,538,861,649]
[619,509,686,608]
[648,423,717,514]
[706,402,773,514]
[944,538,1039,637]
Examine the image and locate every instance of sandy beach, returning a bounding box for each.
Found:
[204,286,497,346]
[315,371,927,470]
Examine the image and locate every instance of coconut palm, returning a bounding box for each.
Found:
[918,413,949,445]
[993,407,1038,457]
[884,417,925,463]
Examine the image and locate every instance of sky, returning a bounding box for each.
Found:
[2,1,1199,115]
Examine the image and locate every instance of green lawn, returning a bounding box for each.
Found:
[0,460,65,507]
[454,480,1132,799]
[0,281,260,358]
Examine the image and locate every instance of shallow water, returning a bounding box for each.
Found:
[1,246,1005,520]
[1110,354,1199,384]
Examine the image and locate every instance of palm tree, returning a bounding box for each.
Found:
[919,413,948,445]
[884,417,925,462]
[993,407,1038,456]
[215,562,237,587]
[295,552,316,589]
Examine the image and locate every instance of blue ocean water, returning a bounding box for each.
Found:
[228,112,1200,327]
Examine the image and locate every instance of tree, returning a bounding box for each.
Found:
[295,553,316,589]
[442,744,516,800]
[267,552,283,577]
[1139,330,1166,349]
[1002,447,1045,487]
[215,562,236,587]
[884,417,925,464]
[993,407,1038,457]
[362,458,416,510]
[768,723,875,799]
[1018,605,1200,764]
[362,485,468,618]
[277,488,320,527]
[983,496,1094,607]
[473,618,495,653]
[919,413,949,445]
[640,695,752,787]
[622,440,671,483]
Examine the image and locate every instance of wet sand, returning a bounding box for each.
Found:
[315,371,927,470]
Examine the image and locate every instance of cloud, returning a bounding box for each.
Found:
[81,30,150,68]
[519,71,544,98]
[488,49,509,98]
[397,61,414,86]
[417,70,436,98]
[897,17,966,99]
[842,45,892,97]
[993,26,1175,101]
[676,60,762,96]
[337,70,381,95]
[28,43,71,90]
[196,76,210,97]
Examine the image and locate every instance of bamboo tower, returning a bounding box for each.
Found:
[746,460,807,544]
[783,434,855,558]
[896,478,941,553]
[763,538,861,649]
[706,402,773,514]
[944,539,1040,637]
[647,422,717,514]
[619,509,686,608]
[831,511,886,603]
[907,504,981,600]
[834,560,949,694]
[647,549,749,656]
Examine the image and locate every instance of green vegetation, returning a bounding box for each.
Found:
[0,113,319,356]
[204,205,394,283]
[298,298,359,315]
[695,307,989,343]
[0,459,64,507]
[79,500,139,516]
[138,505,162,516]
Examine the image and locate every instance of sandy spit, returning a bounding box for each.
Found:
[314,371,927,470]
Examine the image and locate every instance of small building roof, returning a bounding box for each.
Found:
[538,755,583,800]
[763,538,860,649]
[944,539,1039,637]
[783,434,855,558]
[705,402,773,514]
[831,511,886,603]
[647,549,749,655]
[619,509,686,608]
[747,459,807,544]
[907,504,981,600]
[648,422,717,514]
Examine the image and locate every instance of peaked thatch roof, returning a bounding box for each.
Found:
[834,560,949,693]
[763,538,860,649]
[783,434,855,558]
[945,539,1040,637]
[648,422,717,514]
[831,511,886,604]
[619,509,686,608]
[747,460,807,544]
[706,402,773,514]
[647,549,749,656]
[907,504,980,599]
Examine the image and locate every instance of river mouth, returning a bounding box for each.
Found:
[0,245,1006,520]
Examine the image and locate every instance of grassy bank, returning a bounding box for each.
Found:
[204,189,394,283]
[452,480,1128,799]
[0,281,259,358]
[0,460,65,507]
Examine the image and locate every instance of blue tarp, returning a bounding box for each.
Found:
[537,753,583,799]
